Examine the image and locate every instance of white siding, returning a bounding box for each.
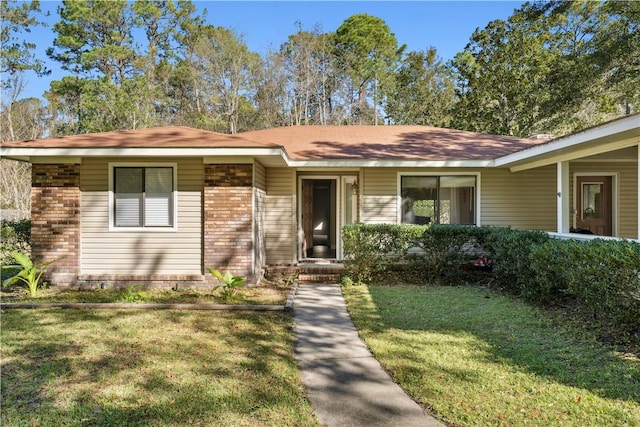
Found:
[265,167,296,264]
[482,166,556,230]
[570,162,638,239]
[80,157,203,275]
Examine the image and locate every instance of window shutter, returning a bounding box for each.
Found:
[115,194,143,226]
[114,168,143,227]
[144,168,173,226]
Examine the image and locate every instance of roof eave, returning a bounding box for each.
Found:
[495,114,640,171]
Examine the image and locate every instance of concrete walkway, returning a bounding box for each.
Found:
[293,283,444,427]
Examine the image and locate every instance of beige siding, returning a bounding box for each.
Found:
[254,161,267,270]
[80,157,203,275]
[361,168,398,223]
[570,162,638,239]
[265,167,296,264]
[360,166,557,230]
[254,160,266,191]
[482,166,557,230]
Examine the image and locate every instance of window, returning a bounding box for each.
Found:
[400,175,476,225]
[113,166,175,228]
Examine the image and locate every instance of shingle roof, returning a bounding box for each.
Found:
[239,125,540,160]
[1,126,275,149]
[2,125,543,161]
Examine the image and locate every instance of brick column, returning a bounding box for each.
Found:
[204,164,254,283]
[31,164,80,286]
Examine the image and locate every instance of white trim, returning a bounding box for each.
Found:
[288,159,493,168]
[496,114,640,168]
[340,175,359,259]
[573,172,619,237]
[108,162,178,232]
[297,175,340,261]
[638,145,640,239]
[396,171,481,225]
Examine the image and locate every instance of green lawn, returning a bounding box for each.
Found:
[1,309,318,426]
[343,284,640,427]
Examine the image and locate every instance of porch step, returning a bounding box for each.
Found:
[265,263,345,284]
[298,273,342,284]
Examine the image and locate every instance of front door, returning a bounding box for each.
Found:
[301,179,337,258]
[575,176,613,236]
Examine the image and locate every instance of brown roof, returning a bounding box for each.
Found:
[2,125,543,161]
[1,126,275,149]
[240,125,542,160]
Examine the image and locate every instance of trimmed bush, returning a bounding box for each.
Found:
[342,223,427,283]
[409,224,490,284]
[482,227,551,294]
[566,239,640,331]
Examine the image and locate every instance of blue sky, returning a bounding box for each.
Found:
[21,1,524,100]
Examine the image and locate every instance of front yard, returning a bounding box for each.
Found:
[343,284,640,427]
[1,308,318,426]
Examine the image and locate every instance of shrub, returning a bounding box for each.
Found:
[565,239,640,332]
[482,227,551,294]
[342,223,427,283]
[527,239,577,304]
[409,224,490,284]
[1,219,31,268]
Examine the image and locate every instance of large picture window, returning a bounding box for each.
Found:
[113,166,174,228]
[400,175,476,225]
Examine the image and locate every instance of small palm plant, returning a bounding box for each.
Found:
[2,251,59,297]
[208,268,246,301]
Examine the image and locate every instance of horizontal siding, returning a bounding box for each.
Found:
[254,161,266,191]
[80,157,203,275]
[265,167,295,264]
[482,166,556,230]
[570,162,638,239]
[361,168,398,223]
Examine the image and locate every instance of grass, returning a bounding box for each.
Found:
[343,284,640,427]
[1,309,318,426]
[0,281,291,305]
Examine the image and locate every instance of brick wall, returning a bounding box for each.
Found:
[31,164,80,286]
[203,164,254,283]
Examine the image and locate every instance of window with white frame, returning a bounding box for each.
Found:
[400,175,476,225]
[113,166,175,228]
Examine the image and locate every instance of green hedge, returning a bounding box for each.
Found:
[342,223,640,337]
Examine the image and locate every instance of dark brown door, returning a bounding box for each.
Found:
[576,176,612,236]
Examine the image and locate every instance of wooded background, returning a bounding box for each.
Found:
[1,0,639,217]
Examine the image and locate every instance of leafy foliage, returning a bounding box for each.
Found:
[0,219,30,267]
[116,284,148,303]
[2,250,59,297]
[342,223,427,284]
[208,268,246,301]
[343,224,640,339]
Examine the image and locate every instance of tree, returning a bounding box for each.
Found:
[1,0,49,141]
[181,26,260,133]
[334,14,405,124]
[279,24,337,125]
[451,0,639,137]
[386,48,456,127]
